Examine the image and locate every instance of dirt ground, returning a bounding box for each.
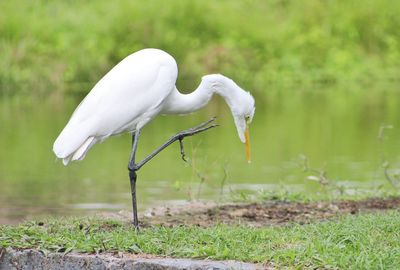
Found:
[116,197,400,227]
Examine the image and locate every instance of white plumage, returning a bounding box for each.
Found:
[53,48,255,165]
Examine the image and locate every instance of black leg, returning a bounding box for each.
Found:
[126,118,217,228]
[134,117,217,170]
[128,130,141,171]
[129,169,139,228]
[128,130,141,229]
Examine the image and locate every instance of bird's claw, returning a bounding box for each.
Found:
[190,117,217,132]
[175,117,218,162]
[174,117,218,163]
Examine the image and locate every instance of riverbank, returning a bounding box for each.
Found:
[1,197,399,269]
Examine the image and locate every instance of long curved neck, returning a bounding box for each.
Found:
[161,74,237,114]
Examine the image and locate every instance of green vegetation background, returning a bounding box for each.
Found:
[1,0,399,95]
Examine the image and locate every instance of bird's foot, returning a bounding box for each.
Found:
[133,117,218,171]
[178,117,218,137]
[190,117,217,131]
[176,117,218,162]
[132,222,140,231]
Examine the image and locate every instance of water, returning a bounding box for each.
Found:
[1,84,400,224]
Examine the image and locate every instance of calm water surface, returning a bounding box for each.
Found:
[1,84,400,224]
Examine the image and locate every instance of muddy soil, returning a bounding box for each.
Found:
[128,197,400,227]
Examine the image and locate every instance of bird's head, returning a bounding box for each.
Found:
[202,74,255,162]
[231,89,255,163]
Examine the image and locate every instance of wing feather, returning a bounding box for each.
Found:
[53,49,178,160]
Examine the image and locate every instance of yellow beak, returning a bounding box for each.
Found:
[244,125,251,163]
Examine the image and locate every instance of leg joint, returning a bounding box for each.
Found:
[128,164,138,173]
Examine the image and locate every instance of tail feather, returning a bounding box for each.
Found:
[62,155,72,166]
[71,136,96,161]
[60,136,96,165]
[53,122,96,165]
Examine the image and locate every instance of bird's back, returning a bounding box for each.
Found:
[53,49,178,164]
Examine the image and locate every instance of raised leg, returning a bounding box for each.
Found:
[135,117,217,170]
[126,118,217,228]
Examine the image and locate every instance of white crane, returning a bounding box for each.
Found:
[53,48,255,227]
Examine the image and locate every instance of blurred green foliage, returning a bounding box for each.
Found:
[1,0,399,95]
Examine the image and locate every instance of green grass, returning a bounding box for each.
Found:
[1,211,400,269]
[1,0,400,95]
[229,184,400,204]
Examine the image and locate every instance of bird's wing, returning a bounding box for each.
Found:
[53,49,178,158]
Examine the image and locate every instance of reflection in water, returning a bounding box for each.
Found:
[1,84,400,223]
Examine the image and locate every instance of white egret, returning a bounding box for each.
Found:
[53,48,255,227]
